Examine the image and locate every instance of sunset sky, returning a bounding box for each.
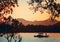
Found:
[7,0,60,21]
[2,0,60,37]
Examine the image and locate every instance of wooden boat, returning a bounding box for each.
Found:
[34,33,49,38]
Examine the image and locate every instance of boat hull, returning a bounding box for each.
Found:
[34,35,49,38]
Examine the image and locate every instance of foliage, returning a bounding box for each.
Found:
[0,0,18,23]
[27,0,60,21]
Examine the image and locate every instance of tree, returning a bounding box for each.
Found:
[27,0,60,21]
[0,0,18,23]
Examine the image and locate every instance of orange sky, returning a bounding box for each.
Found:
[6,0,60,21]
[8,0,60,36]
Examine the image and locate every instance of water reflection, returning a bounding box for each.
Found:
[17,33,60,38]
[0,33,60,42]
[0,33,22,42]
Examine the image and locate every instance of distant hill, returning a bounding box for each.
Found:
[17,18,59,26]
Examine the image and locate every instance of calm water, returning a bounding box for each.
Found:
[0,33,60,42]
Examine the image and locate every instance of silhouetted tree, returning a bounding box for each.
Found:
[27,0,60,21]
[11,19,20,32]
[0,0,18,23]
[12,19,19,27]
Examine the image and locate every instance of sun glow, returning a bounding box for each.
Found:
[7,0,60,21]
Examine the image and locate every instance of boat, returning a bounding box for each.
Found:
[34,33,49,38]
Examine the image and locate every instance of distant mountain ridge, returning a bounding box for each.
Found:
[17,18,59,26]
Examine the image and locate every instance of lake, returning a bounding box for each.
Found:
[0,33,60,42]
